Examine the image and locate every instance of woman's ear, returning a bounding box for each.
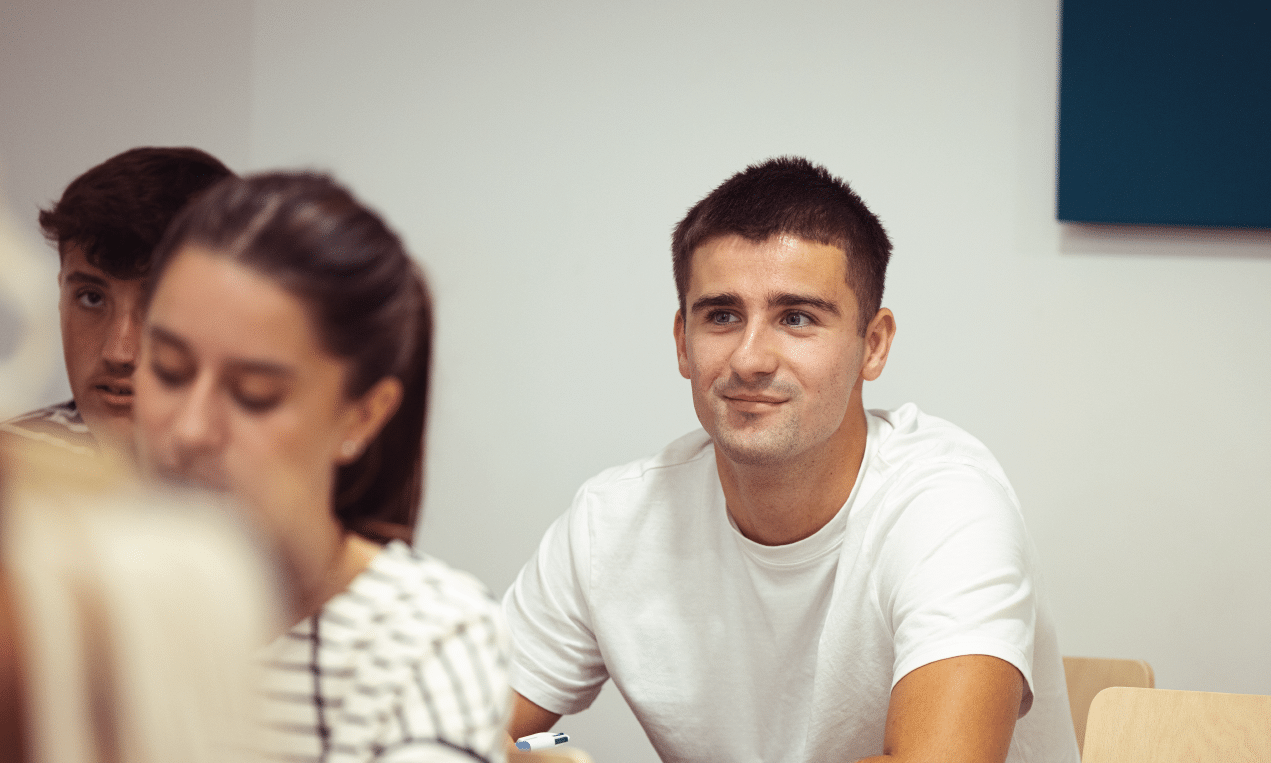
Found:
[336,377,404,464]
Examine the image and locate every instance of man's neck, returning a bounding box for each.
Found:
[716,404,870,547]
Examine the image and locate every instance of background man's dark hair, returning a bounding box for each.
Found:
[672,156,892,334]
[38,147,234,279]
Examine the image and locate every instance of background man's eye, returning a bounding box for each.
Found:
[78,291,104,308]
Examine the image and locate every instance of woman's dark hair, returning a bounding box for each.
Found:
[146,172,432,544]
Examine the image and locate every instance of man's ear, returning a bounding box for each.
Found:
[861,308,896,382]
[674,310,690,380]
[336,376,404,464]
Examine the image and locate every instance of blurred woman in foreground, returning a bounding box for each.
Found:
[133,173,509,762]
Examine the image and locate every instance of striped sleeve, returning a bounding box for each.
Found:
[1,401,97,456]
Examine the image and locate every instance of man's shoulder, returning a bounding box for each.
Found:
[1,401,97,456]
[858,404,1023,537]
[3,400,84,426]
[868,403,1007,480]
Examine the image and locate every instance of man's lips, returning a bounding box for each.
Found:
[92,381,134,406]
[723,394,788,411]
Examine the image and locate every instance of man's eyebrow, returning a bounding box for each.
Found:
[62,270,109,288]
[690,292,843,317]
[690,293,742,313]
[769,292,841,317]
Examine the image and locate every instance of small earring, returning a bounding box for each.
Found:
[340,441,360,459]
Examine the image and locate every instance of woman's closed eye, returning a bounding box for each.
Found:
[232,376,286,413]
[151,361,192,387]
[149,343,195,386]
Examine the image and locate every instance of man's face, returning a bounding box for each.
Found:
[674,233,887,467]
[58,242,146,454]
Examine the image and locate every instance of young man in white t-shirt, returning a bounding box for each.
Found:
[503,157,1080,763]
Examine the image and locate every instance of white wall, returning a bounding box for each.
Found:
[3,2,1269,761]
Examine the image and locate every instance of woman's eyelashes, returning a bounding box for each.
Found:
[149,353,193,387]
[148,353,284,413]
[230,376,286,413]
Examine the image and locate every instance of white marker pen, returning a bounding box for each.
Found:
[515,732,570,751]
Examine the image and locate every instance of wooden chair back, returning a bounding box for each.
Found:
[1082,686,1271,762]
[1062,655,1154,755]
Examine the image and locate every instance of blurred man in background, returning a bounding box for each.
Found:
[1,147,233,457]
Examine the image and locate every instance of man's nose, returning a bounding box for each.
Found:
[103,307,142,370]
[729,321,780,380]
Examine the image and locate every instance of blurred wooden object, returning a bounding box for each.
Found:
[0,437,279,763]
[1082,686,1271,762]
[1063,655,1155,755]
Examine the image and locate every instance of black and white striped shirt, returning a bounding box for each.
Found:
[259,541,509,763]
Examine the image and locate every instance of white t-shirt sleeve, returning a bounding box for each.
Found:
[502,487,609,715]
[874,462,1038,714]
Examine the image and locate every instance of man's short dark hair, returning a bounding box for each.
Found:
[38,147,234,280]
[672,156,892,334]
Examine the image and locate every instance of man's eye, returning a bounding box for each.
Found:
[77,290,104,309]
[782,312,813,328]
[708,311,739,325]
